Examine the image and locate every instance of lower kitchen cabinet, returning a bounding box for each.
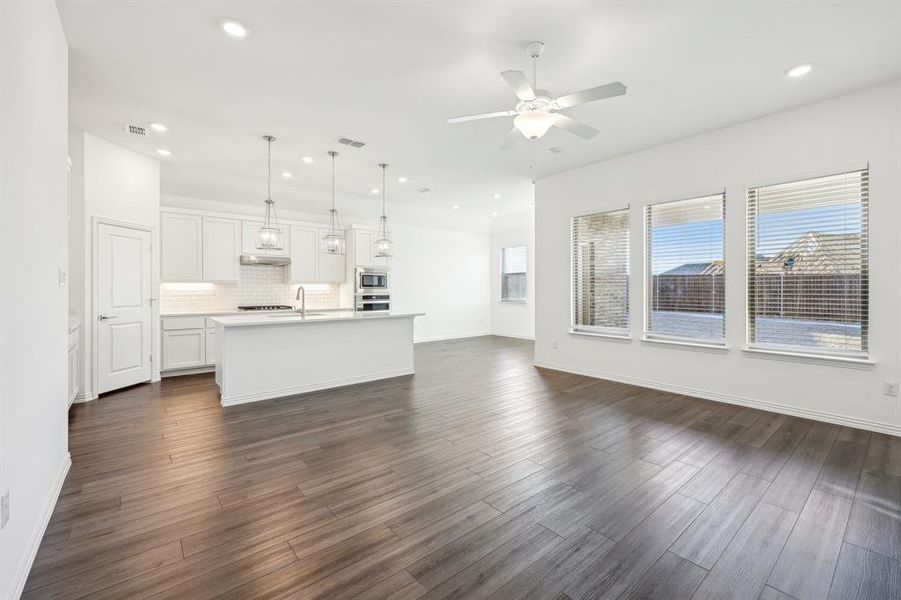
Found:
[162,329,206,370]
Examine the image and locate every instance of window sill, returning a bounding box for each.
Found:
[498,300,527,305]
[742,346,874,369]
[569,329,632,342]
[641,336,729,353]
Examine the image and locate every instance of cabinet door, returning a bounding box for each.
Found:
[162,329,206,370]
[353,229,391,267]
[242,220,289,256]
[289,225,318,283]
[68,345,79,405]
[205,328,216,366]
[318,229,346,283]
[202,216,241,282]
[161,213,203,281]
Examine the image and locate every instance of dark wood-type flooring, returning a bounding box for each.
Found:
[25,336,901,599]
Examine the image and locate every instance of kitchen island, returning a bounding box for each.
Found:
[210,312,423,406]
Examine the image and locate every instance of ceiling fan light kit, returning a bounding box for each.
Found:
[446,41,627,149]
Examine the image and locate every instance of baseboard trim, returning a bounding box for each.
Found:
[8,452,71,600]
[414,331,492,343]
[220,368,416,407]
[73,391,96,403]
[534,360,901,437]
[490,333,535,341]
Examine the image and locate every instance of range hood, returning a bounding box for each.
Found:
[240,254,291,267]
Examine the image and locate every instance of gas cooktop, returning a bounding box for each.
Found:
[237,305,293,311]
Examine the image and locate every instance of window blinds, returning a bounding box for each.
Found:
[572,209,630,335]
[747,168,869,355]
[646,193,725,343]
[501,246,527,302]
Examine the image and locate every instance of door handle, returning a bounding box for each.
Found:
[98,315,117,321]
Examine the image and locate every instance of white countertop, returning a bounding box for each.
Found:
[210,311,423,328]
[160,307,354,317]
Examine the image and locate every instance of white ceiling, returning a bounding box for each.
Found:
[59,1,901,222]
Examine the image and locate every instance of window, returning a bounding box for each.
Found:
[500,246,527,302]
[646,193,725,343]
[747,168,868,356]
[572,208,630,335]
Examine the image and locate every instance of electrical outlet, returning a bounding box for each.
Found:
[58,268,67,286]
[552,340,558,350]
[1,491,9,529]
[883,380,899,397]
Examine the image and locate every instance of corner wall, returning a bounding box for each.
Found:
[0,2,70,597]
[534,81,901,434]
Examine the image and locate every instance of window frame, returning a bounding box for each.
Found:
[570,207,632,337]
[745,165,870,359]
[499,245,528,304]
[643,192,727,346]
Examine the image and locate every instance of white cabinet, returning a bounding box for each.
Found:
[242,220,290,256]
[205,328,217,366]
[318,229,346,283]
[289,225,318,283]
[202,216,241,282]
[161,213,203,281]
[352,228,390,267]
[162,329,206,370]
[68,327,79,407]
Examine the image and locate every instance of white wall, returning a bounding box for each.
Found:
[70,132,161,398]
[491,210,535,340]
[535,81,901,434]
[0,2,70,598]
[161,195,492,342]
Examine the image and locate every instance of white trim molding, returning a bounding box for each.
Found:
[8,453,71,600]
[534,360,901,437]
[220,368,415,407]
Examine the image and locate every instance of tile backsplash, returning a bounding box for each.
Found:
[160,265,342,313]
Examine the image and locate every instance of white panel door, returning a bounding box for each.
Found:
[202,216,241,282]
[97,223,153,393]
[318,229,346,283]
[161,212,202,281]
[289,225,318,283]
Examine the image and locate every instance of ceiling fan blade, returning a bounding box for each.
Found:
[553,113,599,139]
[500,70,536,102]
[447,110,516,124]
[499,127,521,151]
[555,81,627,109]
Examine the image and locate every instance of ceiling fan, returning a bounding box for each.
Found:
[447,42,627,150]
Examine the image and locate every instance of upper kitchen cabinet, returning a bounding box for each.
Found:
[351,227,391,268]
[161,212,203,281]
[202,216,241,282]
[288,225,318,283]
[318,228,346,283]
[242,220,290,257]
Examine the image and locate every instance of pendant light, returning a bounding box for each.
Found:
[374,163,393,258]
[256,135,283,251]
[322,151,345,255]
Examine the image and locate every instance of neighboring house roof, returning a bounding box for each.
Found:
[755,232,861,274]
[661,261,724,276]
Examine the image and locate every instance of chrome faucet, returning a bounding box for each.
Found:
[294,286,306,318]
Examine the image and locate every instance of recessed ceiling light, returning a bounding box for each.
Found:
[149,122,167,133]
[282,172,292,178]
[301,156,314,164]
[452,205,460,210]
[492,193,501,199]
[221,19,248,38]
[156,148,171,157]
[370,188,380,194]
[397,177,408,183]
[491,212,498,217]
[786,63,813,78]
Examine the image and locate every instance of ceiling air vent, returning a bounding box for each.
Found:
[338,137,366,148]
[124,123,148,137]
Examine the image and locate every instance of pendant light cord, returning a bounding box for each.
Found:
[331,151,336,211]
[267,137,271,201]
[381,164,387,217]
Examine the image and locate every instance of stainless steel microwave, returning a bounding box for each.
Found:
[356,267,389,292]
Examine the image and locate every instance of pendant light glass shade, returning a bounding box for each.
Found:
[374,163,392,258]
[322,151,346,255]
[257,135,284,251]
[514,110,554,140]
